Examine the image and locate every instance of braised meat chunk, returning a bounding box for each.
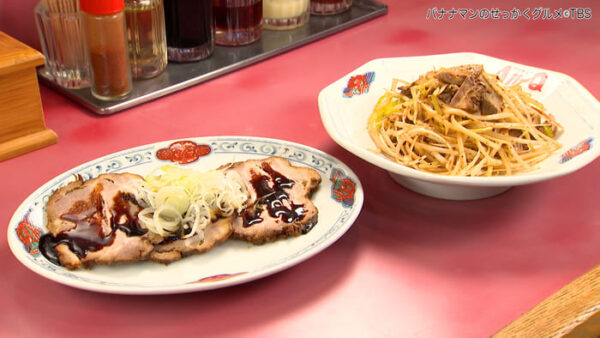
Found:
[437,64,504,115]
[436,64,483,85]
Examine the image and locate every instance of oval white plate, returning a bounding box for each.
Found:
[319,53,600,200]
[7,136,363,294]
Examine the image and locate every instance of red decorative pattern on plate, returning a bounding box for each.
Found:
[190,272,247,283]
[15,214,43,256]
[343,72,375,98]
[330,169,355,207]
[496,65,548,92]
[560,137,593,163]
[156,141,211,164]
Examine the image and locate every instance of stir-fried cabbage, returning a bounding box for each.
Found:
[138,165,248,240]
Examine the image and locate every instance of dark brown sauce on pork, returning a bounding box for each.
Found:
[40,189,147,266]
[158,225,194,244]
[111,192,147,236]
[242,163,305,227]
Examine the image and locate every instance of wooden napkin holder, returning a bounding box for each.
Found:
[496,264,600,336]
[0,31,57,162]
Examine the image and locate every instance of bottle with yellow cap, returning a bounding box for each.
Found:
[80,0,132,101]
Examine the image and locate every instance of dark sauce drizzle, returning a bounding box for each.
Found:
[160,225,194,244]
[241,163,305,227]
[39,189,147,266]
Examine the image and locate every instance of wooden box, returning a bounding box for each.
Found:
[0,31,57,161]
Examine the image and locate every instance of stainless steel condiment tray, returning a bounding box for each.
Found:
[38,0,387,115]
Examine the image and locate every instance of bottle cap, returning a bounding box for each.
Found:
[80,0,124,15]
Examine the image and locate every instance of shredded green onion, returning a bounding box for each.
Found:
[138,165,248,239]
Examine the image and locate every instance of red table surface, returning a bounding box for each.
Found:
[1,0,600,336]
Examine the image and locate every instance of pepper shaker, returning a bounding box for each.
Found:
[80,0,132,100]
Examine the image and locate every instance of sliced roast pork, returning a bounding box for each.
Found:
[39,156,323,269]
[150,217,233,263]
[224,157,321,244]
[40,173,154,269]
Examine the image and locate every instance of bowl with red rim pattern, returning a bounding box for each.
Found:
[318,52,600,200]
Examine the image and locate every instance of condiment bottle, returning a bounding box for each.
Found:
[164,0,214,62]
[80,0,132,100]
[214,0,263,46]
[124,0,167,78]
[263,0,309,30]
[310,0,351,15]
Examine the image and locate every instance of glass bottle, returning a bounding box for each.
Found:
[263,0,309,30]
[80,0,132,100]
[310,0,351,15]
[214,0,263,46]
[124,0,167,79]
[164,0,214,62]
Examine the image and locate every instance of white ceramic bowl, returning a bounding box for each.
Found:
[318,53,600,200]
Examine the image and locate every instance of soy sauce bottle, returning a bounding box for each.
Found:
[164,0,214,62]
